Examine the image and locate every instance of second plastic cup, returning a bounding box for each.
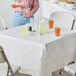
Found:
[48,20,54,29]
[55,27,61,36]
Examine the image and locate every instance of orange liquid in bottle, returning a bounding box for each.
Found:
[12,4,22,8]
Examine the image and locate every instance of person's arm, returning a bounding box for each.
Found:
[30,0,39,16]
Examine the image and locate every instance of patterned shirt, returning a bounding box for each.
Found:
[12,0,39,15]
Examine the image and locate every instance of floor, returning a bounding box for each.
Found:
[16,69,72,76]
[15,73,32,76]
[52,69,72,76]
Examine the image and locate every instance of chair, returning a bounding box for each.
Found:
[0,15,8,30]
[50,11,75,30]
[0,45,21,76]
[49,12,76,76]
[64,60,76,76]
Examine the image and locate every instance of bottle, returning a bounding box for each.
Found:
[38,19,46,35]
[11,1,24,8]
[28,26,32,31]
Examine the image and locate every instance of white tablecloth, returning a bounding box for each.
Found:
[0,25,76,76]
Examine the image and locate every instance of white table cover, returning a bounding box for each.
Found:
[0,25,76,76]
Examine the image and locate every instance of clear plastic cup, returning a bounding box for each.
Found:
[48,20,54,29]
[25,8,30,17]
[55,27,61,36]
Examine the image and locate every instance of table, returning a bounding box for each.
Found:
[0,25,76,76]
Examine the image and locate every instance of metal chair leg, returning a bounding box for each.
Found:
[7,66,14,76]
[7,67,10,76]
[59,69,62,76]
[71,19,75,30]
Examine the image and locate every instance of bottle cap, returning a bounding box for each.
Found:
[28,26,32,31]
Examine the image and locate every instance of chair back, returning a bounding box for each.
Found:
[0,45,21,76]
[0,46,13,73]
[50,12,75,30]
[0,16,7,30]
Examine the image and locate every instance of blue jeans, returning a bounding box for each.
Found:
[13,11,34,27]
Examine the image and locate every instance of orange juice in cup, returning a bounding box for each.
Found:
[55,27,61,36]
[25,11,30,17]
[25,8,30,17]
[48,20,54,29]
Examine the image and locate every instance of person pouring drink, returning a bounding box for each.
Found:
[11,0,39,27]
